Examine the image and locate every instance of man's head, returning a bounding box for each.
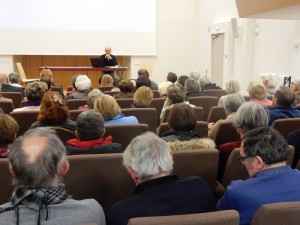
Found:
[25,81,47,101]
[123,132,173,183]
[240,127,289,177]
[0,72,9,84]
[136,75,151,89]
[167,72,177,83]
[105,46,112,54]
[8,72,21,85]
[185,78,199,93]
[8,128,69,188]
[76,110,105,141]
[137,69,149,77]
[273,86,295,106]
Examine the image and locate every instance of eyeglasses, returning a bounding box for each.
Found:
[238,156,254,164]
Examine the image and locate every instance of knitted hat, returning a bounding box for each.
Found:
[75,75,91,91]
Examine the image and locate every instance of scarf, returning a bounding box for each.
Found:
[24,99,41,107]
[66,135,112,148]
[0,183,69,225]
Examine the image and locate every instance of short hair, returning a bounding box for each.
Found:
[136,75,151,89]
[87,89,103,108]
[0,114,19,144]
[168,103,196,131]
[138,69,149,77]
[224,93,245,113]
[100,74,113,86]
[248,83,267,100]
[8,127,67,188]
[38,92,70,124]
[190,70,201,81]
[263,73,278,89]
[234,102,269,133]
[158,81,172,97]
[242,127,289,165]
[226,79,241,94]
[199,77,211,86]
[123,132,173,181]
[8,72,20,84]
[117,80,135,93]
[76,111,104,141]
[274,86,295,106]
[167,72,177,83]
[25,81,47,100]
[71,74,79,89]
[185,78,199,92]
[40,76,52,90]
[167,84,185,104]
[94,94,121,120]
[177,75,189,87]
[40,68,53,80]
[133,86,153,107]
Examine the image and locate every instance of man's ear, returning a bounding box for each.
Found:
[59,160,70,176]
[127,166,139,184]
[9,163,15,177]
[101,128,106,138]
[255,156,264,169]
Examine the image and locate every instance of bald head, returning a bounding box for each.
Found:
[105,46,112,54]
[0,72,9,84]
[274,86,295,106]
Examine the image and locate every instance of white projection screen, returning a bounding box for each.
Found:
[0,0,156,55]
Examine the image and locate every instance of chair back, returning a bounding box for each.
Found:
[149,98,167,126]
[105,124,149,149]
[16,62,39,83]
[99,86,113,92]
[116,98,134,108]
[161,106,203,123]
[48,126,76,144]
[271,118,300,140]
[251,202,300,225]
[10,110,39,136]
[1,92,23,108]
[0,158,12,205]
[188,96,219,121]
[66,99,87,110]
[157,121,208,138]
[121,108,157,133]
[207,106,226,123]
[128,210,239,225]
[152,90,160,98]
[51,86,64,95]
[0,99,14,114]
[213,121,240,148]
[69,109,84,121]
[202,89,228,99]
[104,90,120,96]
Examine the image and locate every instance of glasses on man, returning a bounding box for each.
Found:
[238,156,254,164]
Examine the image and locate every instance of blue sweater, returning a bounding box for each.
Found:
[104,113,138,125]
[268,105,300,125]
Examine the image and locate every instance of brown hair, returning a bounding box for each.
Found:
[40,68,53,80]
[167,84,185,104]
[94,94,121,120]
[100,74,113,86]
[168,103,196,131]
[0,114,19,144]
[133,86,153,107]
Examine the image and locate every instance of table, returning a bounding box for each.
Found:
[39,66,127,72]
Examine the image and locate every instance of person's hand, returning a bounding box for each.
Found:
[105,54,112,60]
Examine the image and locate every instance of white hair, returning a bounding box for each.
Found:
[190,70,200,81]
[158,81,172,97]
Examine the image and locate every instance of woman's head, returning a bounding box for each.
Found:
[25,81,47,101]
[94,94,121,120]
[167,84,185,104]
[87,89,103,108]
[100,74,113,86]
[248,83,267,100]
[40,68,53,81]
[168,103,196,131]
[118,80,135,93]
[133,86,153,107]
[0,114,19,144]
[226,79,241,94]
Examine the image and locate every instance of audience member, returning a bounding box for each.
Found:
[114,80,135,99]
[94,94,138,125]
[208,93,245,139]
[99,74,114,87]
[218,79,241,107]
[66,75,91,100]
[40,76,52,91]
[0,72,24,97]
[8,72,22,87]
[0,83,13,102]
[108,132,215,225]
[217,126,300,225]
[69,74,79,93]
[158,81,172,97]
[31,92,76,132]
[161,103,215,151]
[78,89,103,111]
[136,74,151,89]
[131,86,153,108]
[248,83,272,106]
[199,76,221,92]
[137,69,158,90]
[40,68,64,96]
[290,78,300,107]
[167,72,177,83]
[262,73,278,97]
[100,46,118,67]
[185,78,203,98]
[0,128,105,225]
[177,75,189,87]
[0,114,19,158]
[268,86,300,125]
[189,70,201,82]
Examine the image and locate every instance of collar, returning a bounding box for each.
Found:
[254,165,292,177]
[110,113,124,120]
[133,175,178,195]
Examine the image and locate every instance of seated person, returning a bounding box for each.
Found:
[0,72,24,97]
[94,94,138,125]
[99,74,114,87]
[199,76,221,92]
[218,79,241,107]
[113,79,135,99]
[131,86,153,108]
[158,81,172,97]
[0,127,105,224]
[40,76,52,91]
[137,69,158,90]
[108,132,215,225]
[290,78,300,107]
[8,72,22,87]
[248,83,272,106]
[184,78,203,98]
[136,74,152,89]
[66,110,122,154]
[161,103,215,151]
[66,75,91,100]
[31,92,76,132]
[167,72,177,83]
[189,70,201,82]
[0,114,19,158]
[78,89,103,111]
[262,73,278,97]
[217,127,300,225]
[40,68,64,97]
[177,75,189,87]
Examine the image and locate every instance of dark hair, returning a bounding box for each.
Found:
[138,69,149,77]
[167,72,177,83]
[242,127,289,165]
[117,80,135,93]
[136,75,151,89]
[71,74,79,89]
[177,75,189,87]
[40,76,52,90]
[168,103,196,131]
[274,86,295,106]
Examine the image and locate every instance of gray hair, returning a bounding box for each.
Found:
[199,76,211,86]
[292,78,300,90]
[123,132,173,181]
[190,70,200,81]
[224,93,245,113]
[87,89,103,108]
[158,81,172,97]
[226,79,241,94]
[8,72,20,84]
[76,110,104,141]
[185,78,199,92]
[8,127,67,188]
[233,102,269,133]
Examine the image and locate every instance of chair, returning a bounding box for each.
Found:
[1,92,23,108]
[51,85,64,95]
[69,109,84,121]
[104,90,120,96]
[271,118,300,140]
[188,96,219,121]
[287,128,300,168]
[99,86,113,92]
[115,98,134,108]
[251,202,300,225]
[161,107,203,123]
[152,90,160,98]
[0,99,14,114]
[48,126,76,144]
[157,121,208,139]
[0,158,12,205]
[16,62,39,83]
[149,98,166,126]
[10,110,39,136]
[66,99,87,110]
[105,124,149,149]
[121,108,157,133]
[207,106,226,123]
[202,89,228,99]
[128,210,239,225]
[243,96,251,101]
[213,121,240,148]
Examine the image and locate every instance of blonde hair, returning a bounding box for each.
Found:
[100,74,113,86]
[94,94,121,120]
[134,86,153,107]
[248,83,267,100]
